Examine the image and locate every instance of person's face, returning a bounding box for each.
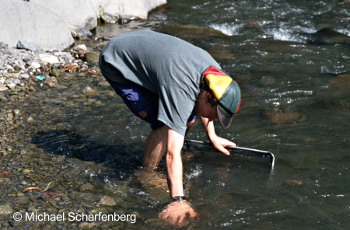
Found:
[195,92,218,121]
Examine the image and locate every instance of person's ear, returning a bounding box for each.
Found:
[205,92,212,98]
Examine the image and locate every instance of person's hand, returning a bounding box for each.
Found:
[211,136,236,155]
[158,200,197,227]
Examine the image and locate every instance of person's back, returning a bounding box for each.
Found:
[99,29,221,134]
[99,29,220,93]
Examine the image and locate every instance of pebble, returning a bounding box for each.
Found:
[0,204,13,215]
[0,43,95,94]
[39,53,60,64]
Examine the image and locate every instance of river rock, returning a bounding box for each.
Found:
[45,76,58,87]
[100,11,117,24]
[132,168,169,204]
[72,44,89,59]
[329,72,350,97]
[260,76,275,86]
[312,99,349,110]
[307,28,350,45]
[260,108,307,124]
[33,0,97,31]
[50,69,62,78]
[155,23,227,41]
[0,0,74,51]
[0,86,8,91]
[82,86,96,94]
[71,28,94,40]
[5,78,21,85]
[19,74,30,79]
[0,0,166,51]
[85,52,100,64]
[99,195,117,206]
[91,0,167,20]
[0,204,13,215]
[39,53,59,64]
[0,42,8,50]
[31,61,41,69]
[17,40,39,52]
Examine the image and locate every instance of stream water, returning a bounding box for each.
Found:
[2,0,350,229]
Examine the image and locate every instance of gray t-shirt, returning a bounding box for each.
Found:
[100,29,220,135]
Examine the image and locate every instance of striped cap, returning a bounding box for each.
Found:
[203,66,241,129]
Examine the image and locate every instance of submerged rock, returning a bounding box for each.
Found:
[132,168,169,204]
[0,204,13,215]
[307,28,350,45]
[155,23,227,40]
[99,195,117,206]
[260,108,307,124]
[312,98,349,110]
[329,72,350,97]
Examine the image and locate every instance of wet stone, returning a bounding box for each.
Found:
[312,98,350,110]
[85,52,100,64]
[99,195,117,206]
[260,108,307,124]
[307,28,350,45]
[260,76,275,86]
[49,68,62,78]
[330,72,350,97]
[98,81,110,87]
[0,204,13,215]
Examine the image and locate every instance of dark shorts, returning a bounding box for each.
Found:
[106,78,196,130]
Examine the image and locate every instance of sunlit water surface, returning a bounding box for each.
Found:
[23,0,350,229]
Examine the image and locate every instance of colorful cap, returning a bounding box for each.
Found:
[203,66,241,129]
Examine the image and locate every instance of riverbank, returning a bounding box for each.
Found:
[0,40,103,154]
[0,23,171,228]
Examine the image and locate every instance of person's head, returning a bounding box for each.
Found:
[197,66,241,128]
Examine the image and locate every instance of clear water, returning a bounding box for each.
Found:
[152,1,350,229]
[154,0,350,229]
[5,0,350,229]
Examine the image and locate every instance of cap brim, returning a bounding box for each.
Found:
[217,104,233,129]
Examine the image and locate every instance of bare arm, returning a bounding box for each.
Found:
[166,128,185,197]
[200,116,236,155]
[159,127,196,226]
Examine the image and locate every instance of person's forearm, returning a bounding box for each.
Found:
[200,116,234,155]
[200,116,217,141]
[166,129,185,197]
[166,149,184,197]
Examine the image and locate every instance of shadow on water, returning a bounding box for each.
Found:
[31,129,144,180]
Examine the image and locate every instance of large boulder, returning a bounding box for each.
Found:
[0,0,74,51]
[33,0,97,31]
[307,28,350,45]
[91,0,167,20]
[0,0,167,51]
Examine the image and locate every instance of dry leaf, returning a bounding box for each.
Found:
[63,64,79,69]
[23,187,42,192]
[41,191,61,197]
[287,179,302,185]
[87,70,98,75]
